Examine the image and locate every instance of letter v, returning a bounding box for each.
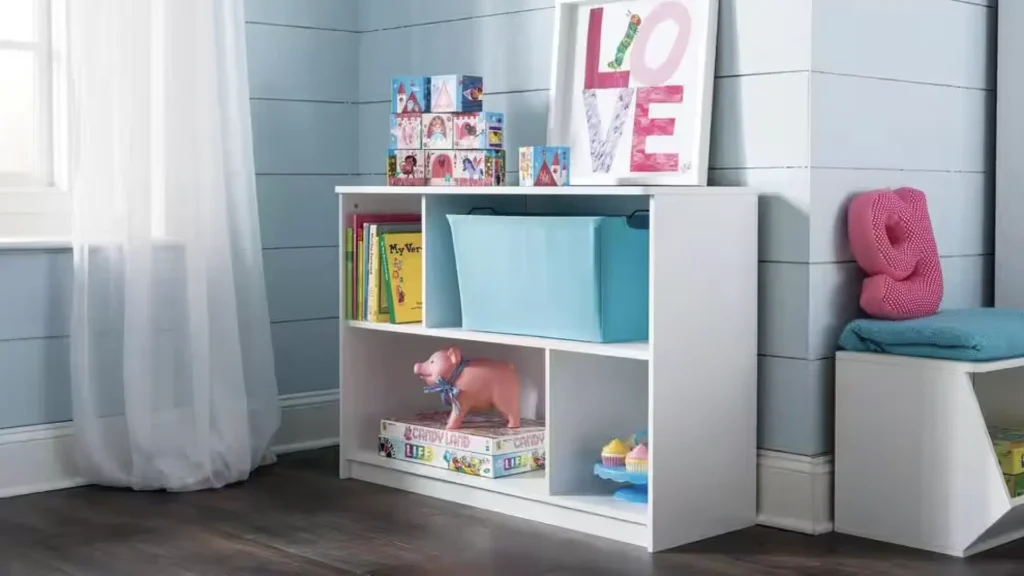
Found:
[582,88,635,173]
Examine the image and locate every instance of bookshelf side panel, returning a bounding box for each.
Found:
[648,192,759,551]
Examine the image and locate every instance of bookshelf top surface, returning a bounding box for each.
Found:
[335,185,757,196]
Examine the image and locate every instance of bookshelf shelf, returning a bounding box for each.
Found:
[349,449,648,524]
[346,320,650,360]
[337,185,758,552]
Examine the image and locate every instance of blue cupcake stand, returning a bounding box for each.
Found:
[593,431,649,503]
[593,463,648,503]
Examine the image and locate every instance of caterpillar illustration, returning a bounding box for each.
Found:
[607,13,642,71]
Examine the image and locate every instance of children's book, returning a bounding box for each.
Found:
[350,213,419,320]
[379,230,424,324]
[344,227,353,320]
[370,222,417,319]
[365,223,420,322]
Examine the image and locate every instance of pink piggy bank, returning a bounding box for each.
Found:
[414,346,521,430]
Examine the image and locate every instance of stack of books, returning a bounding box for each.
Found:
[345,213,422,324]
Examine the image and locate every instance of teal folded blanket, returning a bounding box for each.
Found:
[837,308,1024,362]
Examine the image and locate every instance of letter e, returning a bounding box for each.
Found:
[631,86,683,172]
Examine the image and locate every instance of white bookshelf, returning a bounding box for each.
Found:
[336,185,758,551]
[835,352,1024,556]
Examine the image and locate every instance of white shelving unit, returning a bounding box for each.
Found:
[835,351,1024,557]
[336,185,758,551]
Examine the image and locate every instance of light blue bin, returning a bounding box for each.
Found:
[446,214,649,343]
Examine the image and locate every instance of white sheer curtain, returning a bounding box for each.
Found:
[67,0,279,491]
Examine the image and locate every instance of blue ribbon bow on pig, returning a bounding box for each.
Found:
[423,358,468,415]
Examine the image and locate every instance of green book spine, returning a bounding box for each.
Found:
[344,228,353,320]
[379,234,396,323]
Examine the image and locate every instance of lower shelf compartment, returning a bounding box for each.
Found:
[347,450,650,547]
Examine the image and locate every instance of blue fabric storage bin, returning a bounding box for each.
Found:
[446,213,649,343]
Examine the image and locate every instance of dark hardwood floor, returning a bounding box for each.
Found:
[0,448,1022,575]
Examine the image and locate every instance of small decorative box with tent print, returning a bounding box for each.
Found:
[519,146,571,187]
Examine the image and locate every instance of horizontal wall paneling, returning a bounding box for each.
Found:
[811,0,995,89]
[247,24,358,103]
[245,0,358,31]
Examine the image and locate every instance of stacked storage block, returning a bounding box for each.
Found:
[388,75,506,186]
[518,146,572,187]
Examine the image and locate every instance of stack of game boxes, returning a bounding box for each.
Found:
[991,425,1024,498]
[378,411,546,479]
[387,75,506,186]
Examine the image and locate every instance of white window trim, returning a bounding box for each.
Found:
[0,0,71,243]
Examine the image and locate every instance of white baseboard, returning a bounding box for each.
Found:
[1,408,835,537]
[756,449,834,535]
[0,390,340,499]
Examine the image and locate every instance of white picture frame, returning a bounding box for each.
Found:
[547,0,719,186]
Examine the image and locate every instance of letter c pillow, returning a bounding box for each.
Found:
[846,187,943,320]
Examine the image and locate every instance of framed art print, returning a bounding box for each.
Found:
[547,0,719,185]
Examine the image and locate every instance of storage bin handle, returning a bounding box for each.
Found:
[626,210,650,230]
[463,207,650,229]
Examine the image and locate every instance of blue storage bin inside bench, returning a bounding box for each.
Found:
[446,213,649,343]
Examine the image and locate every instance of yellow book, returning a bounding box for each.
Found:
[379,231,423,324]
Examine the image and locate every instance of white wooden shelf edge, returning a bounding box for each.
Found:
[349,450,648,525]
[836,351,1024,374]
[346,320,650,360]
[334,185,757,196]
[349,458,650,548]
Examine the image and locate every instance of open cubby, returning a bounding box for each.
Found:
[337,185,758,551]
[835,352,1024,557]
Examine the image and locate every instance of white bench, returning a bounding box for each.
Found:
[835,351,1024,557]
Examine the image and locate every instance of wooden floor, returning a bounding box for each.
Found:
[2,449,1023,575]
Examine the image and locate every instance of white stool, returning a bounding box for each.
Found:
[835,351,1024,556]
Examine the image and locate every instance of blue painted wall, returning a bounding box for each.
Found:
[0,0,353,429]
[0,0,996,462]
[748,0,995,456]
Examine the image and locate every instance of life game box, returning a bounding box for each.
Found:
[378,411,546,479]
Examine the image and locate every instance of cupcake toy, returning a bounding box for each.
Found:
[625,444,648,473]
[594,432,650,503]
[601,438,629,467]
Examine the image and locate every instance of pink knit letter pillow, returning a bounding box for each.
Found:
[846,187,943,320]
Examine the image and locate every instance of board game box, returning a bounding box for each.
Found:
[378,435,544,479]
[380,411,545,456]
[990,425,1024,475]
[1005,472,1024,498]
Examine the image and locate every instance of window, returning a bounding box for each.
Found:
[0,0,69,239]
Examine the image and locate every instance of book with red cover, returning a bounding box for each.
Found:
[351,213,420,318]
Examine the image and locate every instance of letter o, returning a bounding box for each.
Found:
[630,1,692,87]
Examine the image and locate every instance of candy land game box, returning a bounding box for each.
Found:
[378,411,545,479]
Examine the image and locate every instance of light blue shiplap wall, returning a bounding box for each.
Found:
[0,0,355,429]
[356,0,996,456]
[750,0,995,455]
